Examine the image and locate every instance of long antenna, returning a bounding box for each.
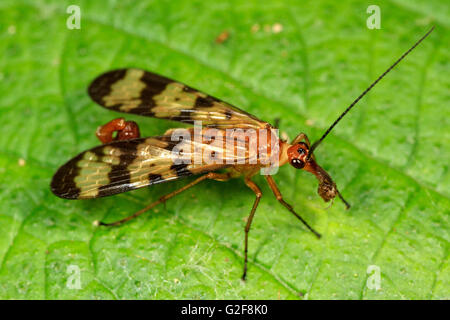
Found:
[307,26,435,158]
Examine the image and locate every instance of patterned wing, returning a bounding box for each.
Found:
[51,130,252,199]
[88,68,268,129]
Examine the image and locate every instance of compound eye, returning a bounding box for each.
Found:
[290,158,305,169]
[297,148,305,155]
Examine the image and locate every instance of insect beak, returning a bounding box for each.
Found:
[303,158,337,201]
[303,157,351,209]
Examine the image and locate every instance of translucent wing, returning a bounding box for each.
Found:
[88,68,268,129]
[51,130,252,199]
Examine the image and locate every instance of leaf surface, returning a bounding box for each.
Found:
[0,0,448,299]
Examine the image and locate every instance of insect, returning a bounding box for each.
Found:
[51,27,433,280]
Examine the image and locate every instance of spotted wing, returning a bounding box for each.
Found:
[51,130,252,199]
[88,68,268,129]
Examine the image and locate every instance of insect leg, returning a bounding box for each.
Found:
[273,118,280,128]
[98,172,231,227]
[265,175,321,238]
[242,177,262,281]
[291,132,311,147]
[96,117,140,143]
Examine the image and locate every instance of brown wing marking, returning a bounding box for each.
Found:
[88,68,268,129]
[50,132,241,199]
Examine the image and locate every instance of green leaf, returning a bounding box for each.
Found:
[0,0,448,299]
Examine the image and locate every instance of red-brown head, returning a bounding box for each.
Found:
[286,134,346,206]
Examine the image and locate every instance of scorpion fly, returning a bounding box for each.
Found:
[51,27,434,280]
